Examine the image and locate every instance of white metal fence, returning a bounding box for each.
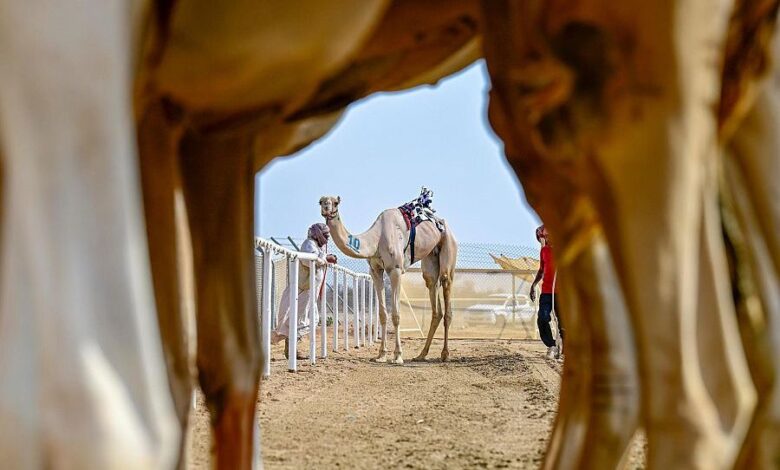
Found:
[255,238,379,375]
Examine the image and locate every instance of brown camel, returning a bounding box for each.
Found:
[1,1,779,469]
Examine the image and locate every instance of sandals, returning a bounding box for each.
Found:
[282,339,306,360]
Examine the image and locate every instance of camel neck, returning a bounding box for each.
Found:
[325,212,380,260]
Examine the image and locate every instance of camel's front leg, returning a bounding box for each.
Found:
[0,2,180,467]
[389,268,404,364]
[179,131,262,469]
[369,265,389,363]
[726,77,780,469]
[138,101,197,469]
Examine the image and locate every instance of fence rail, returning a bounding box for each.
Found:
[256,237,546,373]
[255,238,378,375]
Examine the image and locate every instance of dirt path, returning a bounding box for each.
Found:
[186,337,643,469]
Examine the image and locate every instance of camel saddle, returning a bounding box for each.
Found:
[398,188,444,264]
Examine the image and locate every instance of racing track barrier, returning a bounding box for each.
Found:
[255,238,378,375]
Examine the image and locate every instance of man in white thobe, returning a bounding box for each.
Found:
[271,223,336,357]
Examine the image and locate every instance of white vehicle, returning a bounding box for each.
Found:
[462,293,536,326]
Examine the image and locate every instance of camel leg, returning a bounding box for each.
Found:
[696,159,756,449]
[478,2,638,465]
[0,2,180,467]
[573,234,640,469]
[413,254,441,362]
[179,131,261,469]
[369,264,389,362]
[543,277,591,470]
[583,65,736,470]
[137,101,196,468]
[726,78,780,469]
[439,237,457,363]
[480,0,740,467]
[388,267,404,364]
[542,231,640,470]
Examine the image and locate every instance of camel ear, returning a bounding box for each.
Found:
[319,196,326,204]
[336,196,341,204]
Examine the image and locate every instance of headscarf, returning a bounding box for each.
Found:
[308,223,330,247]
[535,225,547,243]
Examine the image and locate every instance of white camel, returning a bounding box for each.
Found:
[320,193,458,364]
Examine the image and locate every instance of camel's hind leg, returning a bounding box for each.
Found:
[726,76,780,469]
[439,233,457,362]
[388,267,404,364]
[369,264,389,363]
[480,0,742,467]
[571,234,640,469]
[696,163,755,447]
[179,131,261,469]
[413,254,441,362]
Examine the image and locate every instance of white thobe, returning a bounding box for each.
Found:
[272,239,327,341]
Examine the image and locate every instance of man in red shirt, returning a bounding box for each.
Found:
[530,225,564,359]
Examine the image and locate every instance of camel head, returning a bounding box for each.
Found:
[319,195,341,220]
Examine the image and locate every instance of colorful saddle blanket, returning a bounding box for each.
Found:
[397,187,444,264]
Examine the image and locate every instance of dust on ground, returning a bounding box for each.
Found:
[186,337,645,469]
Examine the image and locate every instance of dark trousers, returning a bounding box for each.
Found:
[537,293,564,348]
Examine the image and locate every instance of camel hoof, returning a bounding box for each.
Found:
[392,356,404,365]
[411,355,428,362]
[372,356,388,363]
[441,351,450,362]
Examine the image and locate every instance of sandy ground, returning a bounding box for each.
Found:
[185,337,645,469]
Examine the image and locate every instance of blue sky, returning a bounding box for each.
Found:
[255,60,540,247]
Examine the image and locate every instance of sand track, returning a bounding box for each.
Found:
[186,337,644,469]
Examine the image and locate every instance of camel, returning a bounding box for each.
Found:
[1,1,779,469]
[319,194,458,364]
[0,1,483,467]
[479,3,776,469]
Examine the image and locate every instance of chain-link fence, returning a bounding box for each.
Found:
[265,237,543,340]
[398,267,539,340]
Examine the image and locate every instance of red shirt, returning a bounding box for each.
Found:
[540,245,558,293]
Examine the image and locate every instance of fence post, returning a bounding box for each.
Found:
[359,277,365,346]
[344,272,349,350]
[261,246,272,378]
[353,275,360,348]
[288,258,299,372]
[320,265,327,359]
[363,278,369,345]
[364,278,369,345]
[333,269,339,351]
[368,279,374,345]
[309,260,317,365]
